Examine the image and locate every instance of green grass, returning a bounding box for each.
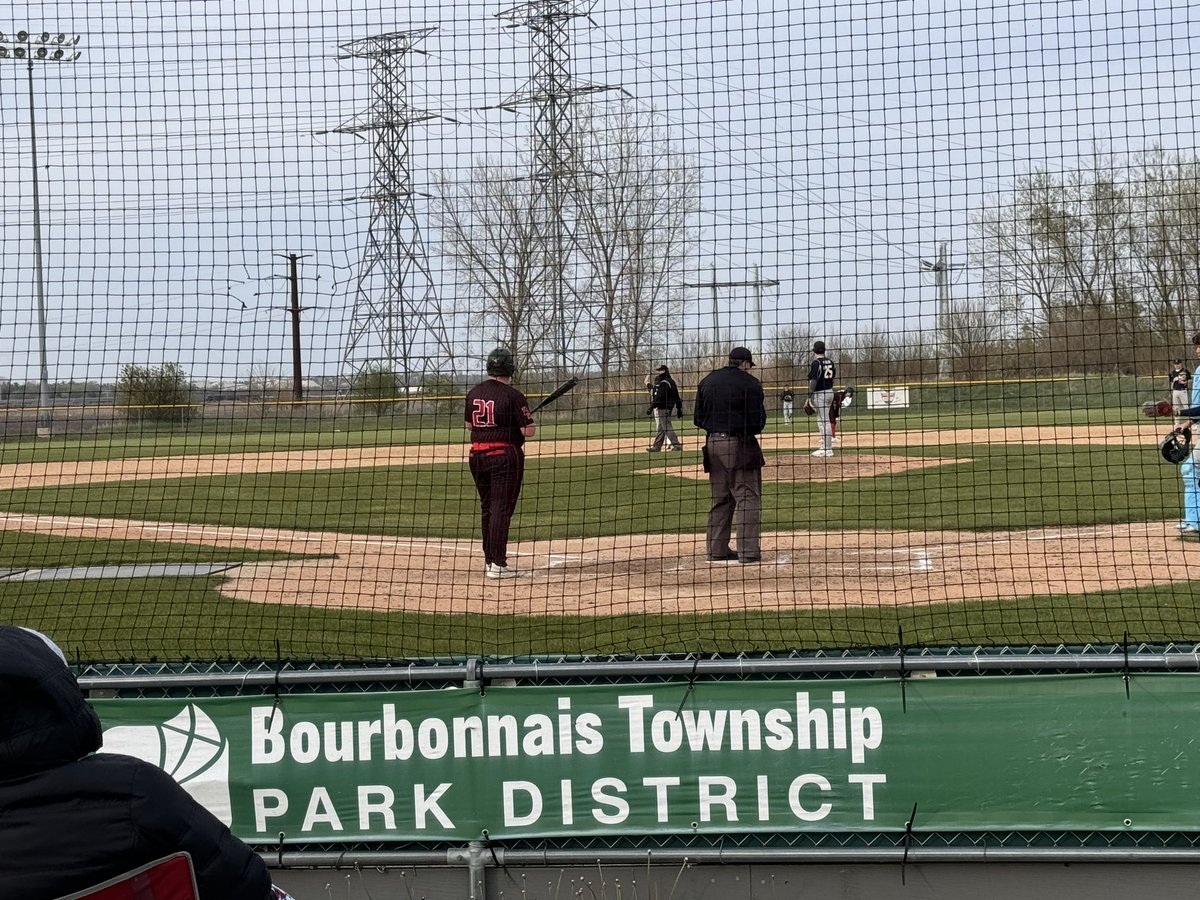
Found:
[0,532,309,569]
[0,408,1189,661]
[0,389,1161,465]
[5,575,1197,663]
[0,444,1176,538]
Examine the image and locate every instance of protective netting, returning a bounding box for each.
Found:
[1,1,1198,662]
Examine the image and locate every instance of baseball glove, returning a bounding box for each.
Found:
[1142,400,1175,418]
[803,397,816,416]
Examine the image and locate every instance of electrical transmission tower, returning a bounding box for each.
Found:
[333,28,452,389]
[493,0,615,374]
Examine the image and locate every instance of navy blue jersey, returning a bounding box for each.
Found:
[1170,367,1191,392]
[808,356,836,392]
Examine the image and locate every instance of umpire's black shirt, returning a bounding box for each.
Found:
[693,363,766,436]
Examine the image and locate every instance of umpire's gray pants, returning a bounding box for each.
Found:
[705,435,762,558]
[813,389,834,451]
[651,409,680,450]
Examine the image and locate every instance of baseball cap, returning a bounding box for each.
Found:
[728,347,755,367]
[813,340,826,354]
[654,364,669,373]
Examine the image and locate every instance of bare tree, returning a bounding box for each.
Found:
[971,150,1142,371]
[569,101,698,376]
[430,160,554,372]
[765,325,814,387]
[971,170,1066,329]
[1129,147,1200,343]
[941,298,1009,376]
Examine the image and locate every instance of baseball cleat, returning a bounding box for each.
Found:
[738,555,762,565]
[485,563,520,579]
[1178,523,1199,533]
[646,447,661,452]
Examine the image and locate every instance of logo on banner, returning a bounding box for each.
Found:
[102,704,233,826]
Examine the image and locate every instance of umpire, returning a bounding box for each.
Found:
[693,346,767,564]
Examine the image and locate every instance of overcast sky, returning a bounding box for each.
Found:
[1,0,1197,382]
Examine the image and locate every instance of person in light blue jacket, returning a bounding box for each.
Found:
[1177,334,1200,532]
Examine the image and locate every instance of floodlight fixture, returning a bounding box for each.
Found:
[1,26,83,437]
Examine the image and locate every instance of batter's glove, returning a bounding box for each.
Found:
[803,397,816,416]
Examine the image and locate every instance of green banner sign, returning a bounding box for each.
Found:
[92,674,1200,843]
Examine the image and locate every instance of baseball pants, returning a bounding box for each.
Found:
[469,445,525,567]
[704,435,762,558]
[650,409,681,450]
[813,389,834,451]
[1184,450,1200,529]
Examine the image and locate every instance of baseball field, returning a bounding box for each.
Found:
[1,404,1195,662]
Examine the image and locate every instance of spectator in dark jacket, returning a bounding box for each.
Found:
[0,625,273,900]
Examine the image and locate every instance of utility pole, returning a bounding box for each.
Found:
[920,242,960,378]
[327,28,454,390]
[274,253,311,402]
[0,30,81,437]
[683,267,780,364]
[492,0,616,374]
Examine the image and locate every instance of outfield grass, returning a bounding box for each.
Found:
[0,397,1156,465]
[0,443,1177,538]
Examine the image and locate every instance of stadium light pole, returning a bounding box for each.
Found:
[0,30,81,437]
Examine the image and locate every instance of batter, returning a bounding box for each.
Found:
[465,348,536,579]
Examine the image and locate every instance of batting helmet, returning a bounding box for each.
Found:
[486,347,515,377]
[1161,428,1193,465]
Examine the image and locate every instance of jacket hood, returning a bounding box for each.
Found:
[0,626,102,779]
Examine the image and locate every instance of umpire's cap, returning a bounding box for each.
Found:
[486,347,515,377]
[728,347,755,367]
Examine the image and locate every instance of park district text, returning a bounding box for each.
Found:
[247,691,887,835]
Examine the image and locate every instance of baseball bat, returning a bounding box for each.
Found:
[531,376,579,413]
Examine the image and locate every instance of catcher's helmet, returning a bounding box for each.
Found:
[486,347,515,377]
[1161,428,1193,465]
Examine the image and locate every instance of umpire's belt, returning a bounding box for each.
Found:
[707,432,737,438]
[471,441,513,453]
